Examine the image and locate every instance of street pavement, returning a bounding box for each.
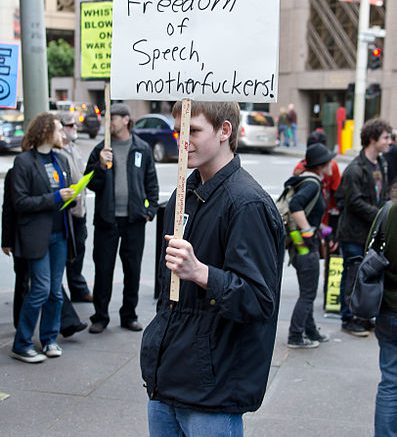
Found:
[0,143,379,437]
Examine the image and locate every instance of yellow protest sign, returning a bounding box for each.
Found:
[325,255,343,313]
[80,1,112,79]
[61,171,94,210]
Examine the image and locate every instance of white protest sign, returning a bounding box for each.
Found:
[111,0,280,102]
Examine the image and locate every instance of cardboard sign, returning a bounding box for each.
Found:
[0,43,19,108]
[111,0,280,102]
[325,255,343,313]
[80,1,113,79]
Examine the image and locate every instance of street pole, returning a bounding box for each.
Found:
[19,0,49,130]
[353,0,370,152]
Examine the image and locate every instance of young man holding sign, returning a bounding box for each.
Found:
[140,101,285,436]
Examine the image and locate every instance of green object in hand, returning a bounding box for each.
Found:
[289,230,309,255]
[60,171,94,210]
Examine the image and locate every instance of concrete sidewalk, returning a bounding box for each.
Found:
[0,270,379,437]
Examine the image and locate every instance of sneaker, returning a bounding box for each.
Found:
[43,343,62,358]
[11,348,47,363]
[342,320,370,337]
[287,337,320,349]
[305,328,330,343]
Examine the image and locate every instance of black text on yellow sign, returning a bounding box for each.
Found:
[325,255,343,313]
[80,1,112,79]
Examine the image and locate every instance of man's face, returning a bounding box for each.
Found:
[373,130,392,154]
[174,113,223,172]
[53,120,65,148]
[111,114,129,138]
[321,161,332,177]
[63,122,78,143]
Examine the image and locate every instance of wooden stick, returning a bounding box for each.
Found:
[170,98,191,302]
[104,82,112,169]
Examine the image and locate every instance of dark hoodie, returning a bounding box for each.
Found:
[285,174,325,228]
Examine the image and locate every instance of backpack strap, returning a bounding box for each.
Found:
[365,200,393,252]
[294,177,322,219]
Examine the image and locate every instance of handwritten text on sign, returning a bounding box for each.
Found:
[111,0,280,102]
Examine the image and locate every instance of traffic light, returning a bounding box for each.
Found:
[368,47,382,70]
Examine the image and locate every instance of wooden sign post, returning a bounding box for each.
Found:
[170,98,191,302]
[104,82,112,169]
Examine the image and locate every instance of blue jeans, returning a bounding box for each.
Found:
[278,125,290,147]
[290,123,298,146]
[13,232,67,352]
[375,312,397,436]
[148,400,243,437]
[339,242,365,322]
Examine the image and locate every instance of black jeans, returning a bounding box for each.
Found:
[288,247,320,340]
[66,215,90,300]
[13,256,30,329]
[91,218,146,327]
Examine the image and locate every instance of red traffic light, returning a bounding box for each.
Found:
[372,48,382,57]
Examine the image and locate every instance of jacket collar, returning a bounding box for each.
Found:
[186,155,241,203]
[359,149,386,167]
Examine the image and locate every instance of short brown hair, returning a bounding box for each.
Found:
[360,118,392,148]
[22,112,58,151]
[172,101,240,152]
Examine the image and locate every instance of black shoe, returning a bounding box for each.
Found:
[342,320,370,337]
[305,328,330,343]
[61,322,88,338]
[287,337,319,349]
[357,318,375,331]
[71,294,93,303]
[11,348,47,363]
[121,321,143,332]
[89,322,106,334]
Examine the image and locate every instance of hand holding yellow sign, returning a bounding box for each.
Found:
[60,171,94,210]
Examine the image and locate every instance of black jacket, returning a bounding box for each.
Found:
[85,134,159,226]
[1,169,14,249]
[140,156,285,414]
[385,143,397,185]
[12,149,73,259]
[337,150,388,245]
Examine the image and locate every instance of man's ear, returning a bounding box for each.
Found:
[220,120,232,142]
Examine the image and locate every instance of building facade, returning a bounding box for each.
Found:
[2,1,397,138]
[275,0,397,146]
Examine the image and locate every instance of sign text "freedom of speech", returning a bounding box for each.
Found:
[123,0,275,99]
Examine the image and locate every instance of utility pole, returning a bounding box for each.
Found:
[20,0,49,130]
[353,0,370,152]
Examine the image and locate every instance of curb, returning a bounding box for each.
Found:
[274,146,355,164]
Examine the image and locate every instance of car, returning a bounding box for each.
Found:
[133,114,179,163]
[0,107,24,152]
[56,101,101,139]
[238,110,279,152]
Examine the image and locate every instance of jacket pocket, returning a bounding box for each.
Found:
[195,335,216,387]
